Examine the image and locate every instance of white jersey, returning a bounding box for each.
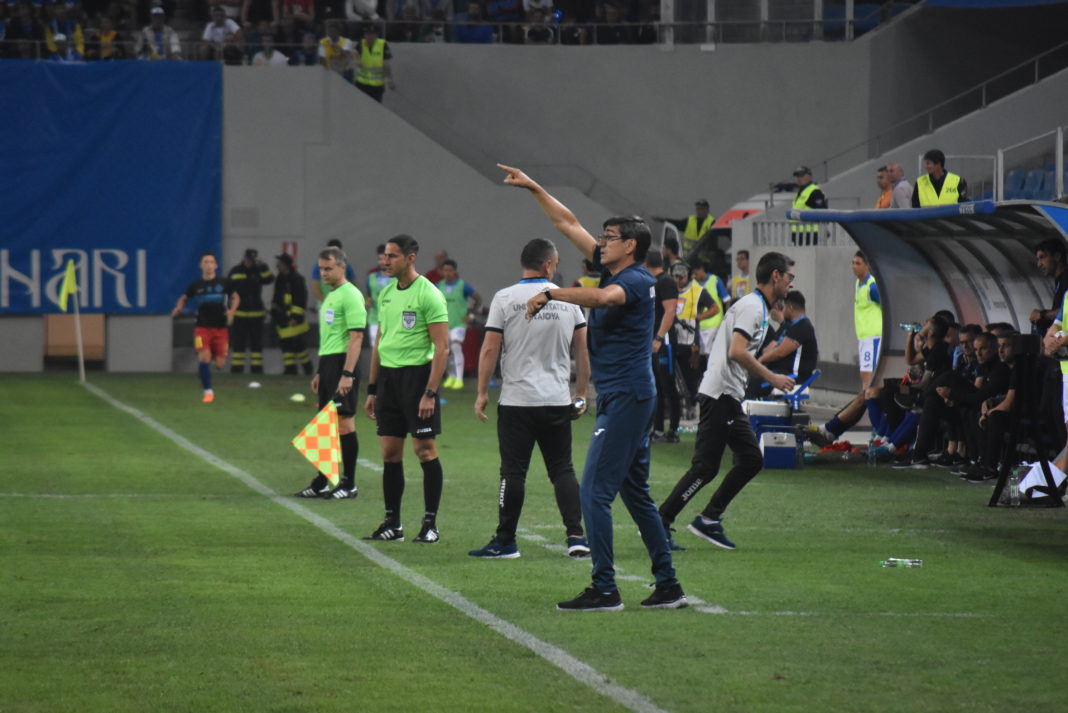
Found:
[698,289,769,401]
[485,279,586,407]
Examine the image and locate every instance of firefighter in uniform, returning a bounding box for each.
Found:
[272,253,313,375]
[227,249,274,374]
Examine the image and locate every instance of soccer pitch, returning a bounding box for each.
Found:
[2,373,1066,713]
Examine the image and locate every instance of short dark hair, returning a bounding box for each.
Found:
[975,332,998,350]
[928,317,949,342]
[442,259,457,270]
[327,239,343,249]
[784,290,806,311]
[961,323,982,337]
[923,149,946,167]
[736,249,749,260]
[319,246,346,265]
[755,251,794,284]
[201,250,215,259]
[376,243,386,254]
[876,165,887,173]
[521,238,557,270]
[662,235,680,257]
[1036,239,1067,262]
[644,250,664,269]
[388,234,419,256]
[854,250,869,264]
[933,309,956,325]
[604,216,652,263]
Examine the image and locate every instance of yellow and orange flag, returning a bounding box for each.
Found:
[291,402,340,486]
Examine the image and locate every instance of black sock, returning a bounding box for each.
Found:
[420,458,443,523]
[383,461,404,525]
[311,473,329,490]
[340,432,357,488]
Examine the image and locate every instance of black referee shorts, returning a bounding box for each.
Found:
[375,363,441,440]
[317,353,358,416]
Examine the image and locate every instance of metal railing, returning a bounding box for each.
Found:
[752,220,853,248]
[806,40,1068,183]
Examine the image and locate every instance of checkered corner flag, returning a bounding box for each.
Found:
[291,402,340,486]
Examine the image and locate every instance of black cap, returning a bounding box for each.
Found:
[275,253,294,266]
[792,166,811,177]
[244,248,258,260]
[695,199,709,207]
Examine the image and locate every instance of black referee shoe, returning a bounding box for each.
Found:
[640,583,688,609]
[323,485,358,500]
[294,483,331,498]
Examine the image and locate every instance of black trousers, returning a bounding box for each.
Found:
[659,394,763,525]
[653,352,680,433]
[231,316,264,372]
[496,404,583,544]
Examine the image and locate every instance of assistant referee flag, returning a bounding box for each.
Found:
[291,402,340,486]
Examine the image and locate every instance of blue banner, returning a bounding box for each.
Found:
[0,61,221,314]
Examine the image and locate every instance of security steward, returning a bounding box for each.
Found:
[353,23,396,103]
[912,149,969,207]
[789,166,828,246]
[654,199,715,258]
[227,248,274,374]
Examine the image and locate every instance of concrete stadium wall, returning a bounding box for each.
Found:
[385,42,871,218]
[221,66,618,307]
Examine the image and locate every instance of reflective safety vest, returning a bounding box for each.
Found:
[576,275,601,289]
[916,172,961,206]
[682,215,714,256]
[854,274,882,339]
[699,275,725,330]
[319,36,351,71]
[791,184,820,234]
[356,38,387,87]
[673,280,703,345]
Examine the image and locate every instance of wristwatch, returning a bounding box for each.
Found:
[424,389,438,399]
[653,335,663,342]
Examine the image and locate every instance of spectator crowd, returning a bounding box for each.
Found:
[0,0,662,62]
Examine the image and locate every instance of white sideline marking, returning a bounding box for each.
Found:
[81,382,672,713]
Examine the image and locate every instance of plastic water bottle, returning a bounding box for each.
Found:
[899,322,923,332]
[1008,468,1022,507]
[880,558,923,568]
[867,436,878,467]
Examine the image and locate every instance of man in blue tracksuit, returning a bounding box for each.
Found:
[499,163,686,612]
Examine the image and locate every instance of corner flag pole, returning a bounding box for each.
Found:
[59,259,85,383]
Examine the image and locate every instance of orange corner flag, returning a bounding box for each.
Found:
[58,259,78,312]
[291,402,340,486]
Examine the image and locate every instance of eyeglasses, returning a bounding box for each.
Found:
[597,234,627,244]
[783,271,797,283]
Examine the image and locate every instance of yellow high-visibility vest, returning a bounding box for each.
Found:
[791,184,820,234]
[356,38,386,87]
[682,215,714,255]
[916,172,961,206]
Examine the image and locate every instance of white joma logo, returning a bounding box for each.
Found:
[594,428,606,436]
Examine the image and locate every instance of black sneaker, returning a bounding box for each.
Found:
[294,483,331,498]
[414,520,440,543]
[323,485,358,500]
[468,537,520,558]
[640,583,688,609]
[952,460,975,477]
[893,457,930,470]
[957,462,980,480]
[364,522,404,541]
[556,586,624,612]
[931,452,955,468]
[687,517,736,550]
[965,466,998,483]
[662,431,680,444]
[566,535,590,558]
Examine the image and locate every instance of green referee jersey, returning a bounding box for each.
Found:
[319,281,367,356]
[377,275,448,368]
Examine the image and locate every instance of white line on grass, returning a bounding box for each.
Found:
[81,382,673,713]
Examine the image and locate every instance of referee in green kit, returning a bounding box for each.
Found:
[363,235,450,544]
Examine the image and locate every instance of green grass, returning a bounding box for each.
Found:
[2,373,1067,713]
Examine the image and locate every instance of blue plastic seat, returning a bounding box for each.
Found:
[1004,169,1025,199]
[1021,169,1045,199]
